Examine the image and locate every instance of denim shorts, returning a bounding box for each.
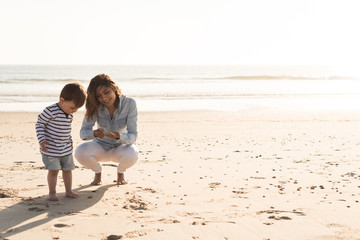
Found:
[41,154,75,171]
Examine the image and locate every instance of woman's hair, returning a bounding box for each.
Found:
[60,83,87,108]
[85,74,123,120]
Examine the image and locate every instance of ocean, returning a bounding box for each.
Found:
[1,65,360,112]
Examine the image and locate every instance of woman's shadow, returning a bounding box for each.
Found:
[0,183,116,238]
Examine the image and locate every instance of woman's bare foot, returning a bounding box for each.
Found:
[91,172,102,185]
[49,192,59,201]
[66,191,79,199]
[117,172,128,185]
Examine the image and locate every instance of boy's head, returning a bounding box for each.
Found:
[59,83,87,114]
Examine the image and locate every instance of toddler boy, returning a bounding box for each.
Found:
[35,83,86,201]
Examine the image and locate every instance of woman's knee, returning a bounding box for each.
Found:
[74,144,87,163]
[118,147,138,165]
[126,146,139,164]
[117,154,138,173]
[75,142,99,164]
[129,152,139,165]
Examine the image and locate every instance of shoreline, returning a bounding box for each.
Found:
[2,93,360,113]
[1,109,360,239]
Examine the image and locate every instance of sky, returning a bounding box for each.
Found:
[0,0,360,74]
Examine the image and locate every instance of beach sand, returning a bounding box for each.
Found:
[1,109,360,240]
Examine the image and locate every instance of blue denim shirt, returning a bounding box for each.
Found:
[80,96,138,151]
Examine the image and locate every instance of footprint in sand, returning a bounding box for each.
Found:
[268,215,292,220]
[106,235,123,240]
[54,223,70,228]
[123,195,149,211]
[257,209,305,224]
[0,188,19,198]
[28,207,45,212]
[209,182,221,188]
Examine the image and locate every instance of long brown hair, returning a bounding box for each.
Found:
[85,74,123,120]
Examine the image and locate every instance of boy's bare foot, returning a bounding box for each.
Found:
[116,172,128,185]
[49,193,59,201]
[66,191,79,199]
[91,172,102,185]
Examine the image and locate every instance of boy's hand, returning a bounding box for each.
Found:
[94,128,105,138]
[105,131,120,140]
[40,141,49,152]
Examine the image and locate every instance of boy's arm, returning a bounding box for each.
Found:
[35,107,53,147]
[80,114,97,140]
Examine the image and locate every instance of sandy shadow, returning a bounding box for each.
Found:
[0,184,116,238]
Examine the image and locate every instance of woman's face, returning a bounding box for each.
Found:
[95,85,116,108]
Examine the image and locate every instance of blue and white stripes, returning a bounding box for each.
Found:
[35,103,73,157]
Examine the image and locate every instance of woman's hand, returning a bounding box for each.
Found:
[94,128,105,138]
[105,131,120,140]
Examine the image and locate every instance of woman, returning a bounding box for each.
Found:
[75,74,138,185]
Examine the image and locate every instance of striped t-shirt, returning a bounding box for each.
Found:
[35,103,73,157]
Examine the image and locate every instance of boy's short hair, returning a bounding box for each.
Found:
[60,83,87,108]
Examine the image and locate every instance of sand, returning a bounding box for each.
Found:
[1,109,360,240]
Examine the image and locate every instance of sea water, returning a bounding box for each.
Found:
[0,65,360,112]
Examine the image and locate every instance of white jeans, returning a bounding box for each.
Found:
[75,141,138,174]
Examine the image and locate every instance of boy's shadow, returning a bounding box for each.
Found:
[0,184,116,238]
